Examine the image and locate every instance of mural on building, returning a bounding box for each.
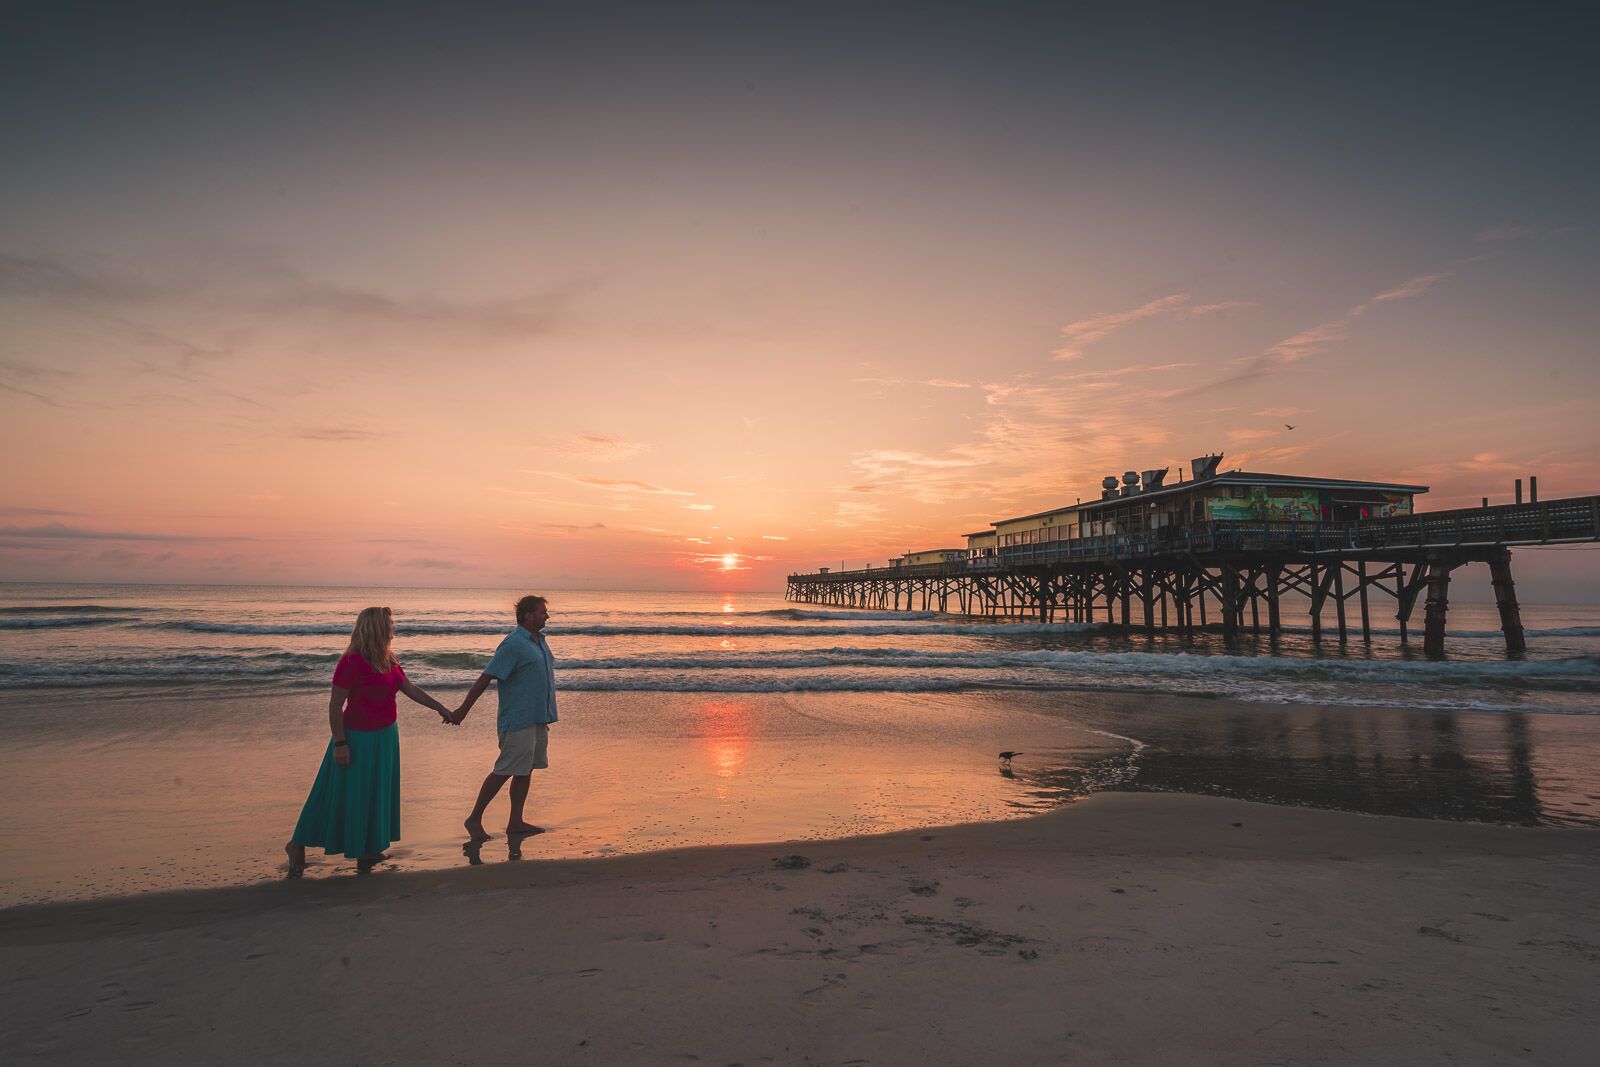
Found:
[1378,493,1413,518]
[1206,488,1321,521]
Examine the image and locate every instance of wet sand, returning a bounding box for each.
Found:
[4,688,1598,907]
[3,792,1597,1065]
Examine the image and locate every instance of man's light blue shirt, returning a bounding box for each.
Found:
[483,627,558,732]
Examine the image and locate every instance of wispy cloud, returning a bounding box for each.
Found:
[1052,293,1193,360]
[0,523,251,542]
[1177,270,1453,398]
[851,376,975,389]
[1370,273,1450,305]
[0,359,72,406]
[682,502,715,511]
[298,425,382,442]
[555,434,652,462]
[520,470,696,496]
[1474,224,1575,243]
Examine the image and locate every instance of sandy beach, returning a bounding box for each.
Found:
[4,791,1597,1065]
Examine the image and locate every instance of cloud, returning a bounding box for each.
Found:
[824,501,888,527]
[521,470,696,496]
[1474,224,1575,243]
[0,253,163,303]
[543,522,608,531]
[682,503,715,511]
[396,557,469,570]
[1052,293,1192,360]
[1369,273,1450,305]
[556,434,652,462]
[0,506,79,517]
[852,376,975,389]
[1176,270,1455,398]
[851,450,981,477]
[1264,321,1348,364]
[297,425,382,442]
[1226,428,1279,444]
[1187,301,1256,318]
[0,523,234,542]
[761,535,789,541]
[0,359,72,406]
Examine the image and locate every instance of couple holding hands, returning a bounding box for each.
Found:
[284,594,556,877]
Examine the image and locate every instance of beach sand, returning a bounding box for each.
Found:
[3,792,1597,1065]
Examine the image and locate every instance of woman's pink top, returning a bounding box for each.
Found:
[332,651,406,732]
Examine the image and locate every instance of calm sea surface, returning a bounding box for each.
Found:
[1,582,1597,905]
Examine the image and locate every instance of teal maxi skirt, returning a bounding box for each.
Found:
[292,723,401,859]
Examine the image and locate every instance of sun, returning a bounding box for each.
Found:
[720,553,739,571]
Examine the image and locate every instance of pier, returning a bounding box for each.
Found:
[787,469,1600,657]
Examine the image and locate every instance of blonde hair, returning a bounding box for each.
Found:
[345,606,396,670]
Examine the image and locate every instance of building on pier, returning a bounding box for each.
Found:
[976,454,1427,554]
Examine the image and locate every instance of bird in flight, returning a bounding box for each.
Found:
[1284,423,1296,430]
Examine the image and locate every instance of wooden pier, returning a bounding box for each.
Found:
[786,496,1600,656]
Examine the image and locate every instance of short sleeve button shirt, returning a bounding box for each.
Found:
[482,627,558,732]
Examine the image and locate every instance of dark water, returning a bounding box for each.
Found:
[1010,698,1598,827]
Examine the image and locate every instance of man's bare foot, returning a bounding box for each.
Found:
[506,822,545,836]
[285,841,306,879]
[464,818,492,842]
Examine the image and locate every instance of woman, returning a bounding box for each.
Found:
[285,606,453,876]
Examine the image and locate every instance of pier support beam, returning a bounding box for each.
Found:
[1489,549,1527,654]
[1423,559,1452,659]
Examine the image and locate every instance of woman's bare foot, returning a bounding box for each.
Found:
[358,851,389,862]
[464,817,492,842]
[285,841,306,879]
[506,822,545,836]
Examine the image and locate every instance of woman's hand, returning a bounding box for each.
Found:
[334,743,351,766]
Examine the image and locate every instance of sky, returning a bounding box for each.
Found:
[2,2,1598,596]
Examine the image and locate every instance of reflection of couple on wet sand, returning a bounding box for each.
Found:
[284,594,558,877]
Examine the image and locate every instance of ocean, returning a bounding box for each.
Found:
[2,582,1597,905]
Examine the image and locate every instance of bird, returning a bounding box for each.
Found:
[1284,423,1296,430]
[998,751,1024,765]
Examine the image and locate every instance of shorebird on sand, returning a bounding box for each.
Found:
[998,751,1024,766]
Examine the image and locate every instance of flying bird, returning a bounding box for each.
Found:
[1285,423,1296,430]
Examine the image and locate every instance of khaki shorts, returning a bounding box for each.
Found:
[493,724,550,776]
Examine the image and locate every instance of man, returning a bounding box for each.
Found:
[452,594,557,841]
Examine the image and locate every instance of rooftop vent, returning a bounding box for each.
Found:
[1101,475,1119,501]
[1141,468,1169,491]
[1191,453,1223,480]
[1120,471,1141,497]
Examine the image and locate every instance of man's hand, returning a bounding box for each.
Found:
[333,745,351,766]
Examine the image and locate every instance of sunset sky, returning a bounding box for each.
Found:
[3,3,1597,595]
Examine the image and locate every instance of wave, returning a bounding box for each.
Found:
[6,645,1595,696]
[0,615,141,630]
[149,619,1104,637]
[0,605,137,615]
